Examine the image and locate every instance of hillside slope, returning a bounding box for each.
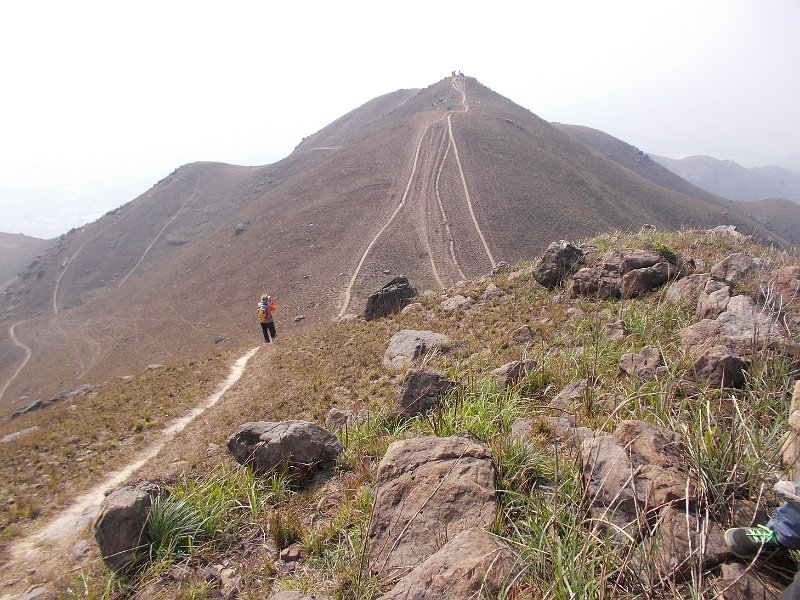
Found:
[0,76,786,415]
[555,123,800,246]
[2,228,797,598]
[0,232,51,289]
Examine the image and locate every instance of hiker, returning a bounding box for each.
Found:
[257,294,277,343]
[724,480,800,598]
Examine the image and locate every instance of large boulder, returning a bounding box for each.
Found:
[573,248,668,300]
[397,370,456,418]
[378,529,516,600]
[690,344,748,388]
[93,481,160,571]
[533,240,585,288]
[226,421,344,476]
[367,436,497,582]
[364,277,418,321]
[383,330,451,370]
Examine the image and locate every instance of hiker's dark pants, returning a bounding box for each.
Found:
[260,322,276,343]
[783,571,800,599]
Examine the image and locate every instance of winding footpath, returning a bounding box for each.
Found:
[337,76,494,317]
[2,346,262,598]
[0,322,32,404]
[118,174,200,288]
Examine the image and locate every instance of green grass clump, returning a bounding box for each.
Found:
[144,495,211,561]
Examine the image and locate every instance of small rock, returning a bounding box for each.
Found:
[509,324,535,344]
[491,359,536,389]
[280,542,305,562]
[294,315,306,322]
[604,320,629,342]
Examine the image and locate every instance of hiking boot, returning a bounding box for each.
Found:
[775,480,800,510]
[723,524,783,559]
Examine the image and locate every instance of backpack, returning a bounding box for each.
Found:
[257,305,268,323]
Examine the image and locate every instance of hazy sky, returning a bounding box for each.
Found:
[1,0,798,237]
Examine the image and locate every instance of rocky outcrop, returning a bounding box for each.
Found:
[12,384,92,419]
[680,294,799,387]
[581,420,691,527]
[533,240,584,288]
[696,280,731,320]
[93,481,161,571]
[397,370,456,418]
[364,277,418,321]
[491,359,536,389]
[367,436,496,582]
[378,529,516,599]
[573,248,679,300]
[226,421,344,476]
[383,330,451,370]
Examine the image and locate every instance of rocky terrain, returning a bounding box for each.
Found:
[1,226,797,599]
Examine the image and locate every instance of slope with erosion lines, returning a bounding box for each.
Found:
[339,77,496,315]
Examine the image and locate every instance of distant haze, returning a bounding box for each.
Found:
[1,0,798,237]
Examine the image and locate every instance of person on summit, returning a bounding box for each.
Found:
[257,294,277,343]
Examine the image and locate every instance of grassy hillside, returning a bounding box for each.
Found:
[3,228,794,598]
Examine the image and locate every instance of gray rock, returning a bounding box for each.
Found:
[548,379,591,412]
[367,436,497,582]
[710,252,761,287]
[619,345,664,380]
[533,240,585,288]
[621,262,679,298]
[93,482,159,571]
[397,370,456,418]
[491,261,510,275]
[690,344,748,388]
[378,528,516,600]
[604,320,629,343]
[713,562,775,599]
[364,277,418,321]
[441,294,470,311]
[383,330,451,370]
[665,273,711,309]
[491,359,536,389]
[226,421,344,476]
[634,507,731,584]
[573,248,664,300]
[696,280,732,320]
[768,265,800,311]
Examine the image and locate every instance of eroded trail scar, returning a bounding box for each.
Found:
[0,322,32,403]
[338,76,488,316]
[448,77,496,269]
[7,346,260,568]
[118,173,201,288]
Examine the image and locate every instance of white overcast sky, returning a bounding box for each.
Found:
[1,0,798,237]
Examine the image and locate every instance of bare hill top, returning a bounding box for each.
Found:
[0,232,51,289]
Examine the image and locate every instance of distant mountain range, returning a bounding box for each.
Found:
[0,76,795,414]
[652,154,800,203]
[554,124,800,246]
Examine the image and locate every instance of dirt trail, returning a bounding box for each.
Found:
[1,346,261,598]
[118,174,201,288]
[0,322,32,403]
[446,78,496,269]
[337,76,491,316]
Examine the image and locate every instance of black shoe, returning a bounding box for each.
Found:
[724,524,783,559]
